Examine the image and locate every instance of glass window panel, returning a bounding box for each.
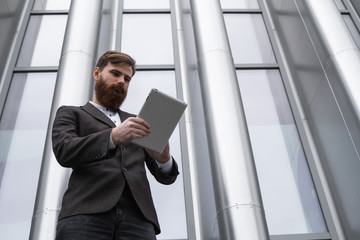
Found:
[343,14,360,49]
[123,0,170,9]
[16,15,67,67]
[333,0,346,10]
[121,14,174,65]
[220,0,259,9]
[236,70,327,235]
[224,14,276,64]
[33,0,71,10]
[121,71,187,240]
[0,73,57,239]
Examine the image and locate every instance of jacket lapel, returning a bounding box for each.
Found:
[81,102,116,128]
[118,109,131,122]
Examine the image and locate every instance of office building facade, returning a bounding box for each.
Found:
[0,0,359,239]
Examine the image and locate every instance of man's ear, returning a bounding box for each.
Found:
[93,67,100,80]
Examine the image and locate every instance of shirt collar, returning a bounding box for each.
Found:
[89,101,117,115]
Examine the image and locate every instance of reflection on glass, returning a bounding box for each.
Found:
[236,70,327,235]
[124,0,170,9]
[121,71,187,240]
[220,0,259,9]
[121,14,174,65]
[343,15,360,49]
[0,73,56,239]
[333,0,346,10]
[224,14,276,64]
[16,15,67,67]
[33,0,71,10]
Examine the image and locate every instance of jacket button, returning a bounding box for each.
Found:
[122,168,128,172]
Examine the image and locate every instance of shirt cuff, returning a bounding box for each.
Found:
[109,132,116,149]
[156,157,173,174]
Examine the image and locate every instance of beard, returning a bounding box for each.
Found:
[95,75,127,111]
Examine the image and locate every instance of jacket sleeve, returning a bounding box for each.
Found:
[52,106,112,168]
[144,150,179,185]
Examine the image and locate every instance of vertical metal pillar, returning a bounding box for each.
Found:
[189,0,269,239]
[29,0,103,239]
[109,0,122,50]
[172,0,202,238]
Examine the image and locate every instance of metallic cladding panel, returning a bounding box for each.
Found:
[189,0,269,239]
[29,0,103,239]
[266,0,360,238]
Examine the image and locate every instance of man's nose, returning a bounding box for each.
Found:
[117,76,125,84]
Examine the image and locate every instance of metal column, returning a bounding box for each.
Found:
[189,0,269,239]
[29,0,103,239]
[172,0,203,238]
[109,0,122,50]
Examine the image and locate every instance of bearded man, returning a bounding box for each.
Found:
[52,51,179,240]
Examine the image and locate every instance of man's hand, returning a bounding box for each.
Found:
[111,117,151,145]
[146,142,171,164]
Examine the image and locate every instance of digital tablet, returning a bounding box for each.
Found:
[131,88,187,153]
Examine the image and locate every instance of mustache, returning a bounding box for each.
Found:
[108,82,124,93]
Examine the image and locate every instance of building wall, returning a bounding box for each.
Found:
[1,0,360,239]
[267,0,360,239]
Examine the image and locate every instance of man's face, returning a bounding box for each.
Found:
[93,63,133,111]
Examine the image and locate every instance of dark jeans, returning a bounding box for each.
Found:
[56,187,156,240]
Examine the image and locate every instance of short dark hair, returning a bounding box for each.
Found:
[96,50,136,76]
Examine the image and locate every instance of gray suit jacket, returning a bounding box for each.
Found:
[52,102,179,234]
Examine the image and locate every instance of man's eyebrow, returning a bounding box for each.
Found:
[110,69,121,74]
[110,69,132,79]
